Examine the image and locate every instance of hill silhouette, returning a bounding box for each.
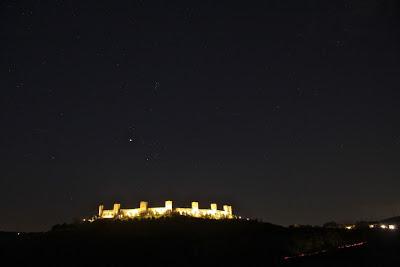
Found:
[0,216,397,266]
[381,216,400,224]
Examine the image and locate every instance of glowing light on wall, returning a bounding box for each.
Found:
[94,201,235,220]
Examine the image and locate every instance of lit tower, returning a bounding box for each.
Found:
[113,203,121,217]
[191,201,199,216]
[98,204,104,217]
[165,200,173,211]
[139,201,148,213]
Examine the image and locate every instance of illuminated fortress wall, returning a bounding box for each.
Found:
[97,201,234,220]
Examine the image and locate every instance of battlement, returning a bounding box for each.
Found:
[97,201,234,220]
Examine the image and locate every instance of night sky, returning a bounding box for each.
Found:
[1,0,400,231]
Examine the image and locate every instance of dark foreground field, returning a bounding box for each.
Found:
[0,218,399,266]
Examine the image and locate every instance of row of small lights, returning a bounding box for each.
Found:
[345,224,397,230]
[83,215,250,221]
[371,224,397,230]
[284,241,367,261]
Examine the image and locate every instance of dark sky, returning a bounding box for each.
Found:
[1,0,400,231]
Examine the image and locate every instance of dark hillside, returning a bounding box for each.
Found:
[0,217,369,266]
[285,230,400,267]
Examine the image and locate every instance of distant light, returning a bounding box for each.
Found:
[388,225,396,230]
[380,224,387,229]
[17,232,20,236]
[369,224,375,228]
[345,226,353,230]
